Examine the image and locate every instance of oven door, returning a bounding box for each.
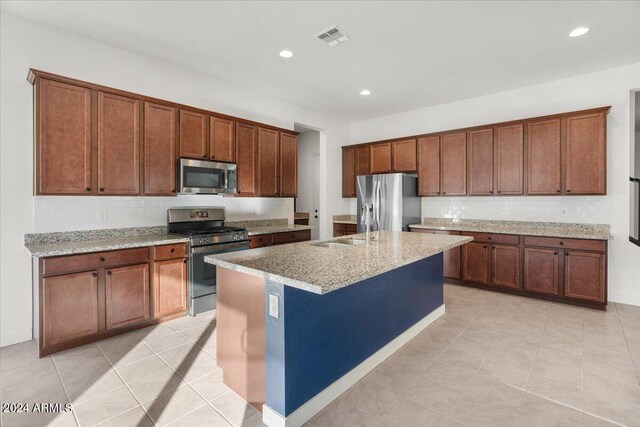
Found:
[179,158,236,194]
[190,241,250,300]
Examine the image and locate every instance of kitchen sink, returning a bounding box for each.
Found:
[313,242,352,249]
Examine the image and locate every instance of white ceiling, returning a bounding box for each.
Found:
[3,1,640,122]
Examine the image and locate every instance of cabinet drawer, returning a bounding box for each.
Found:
[462,232,519,245]
[42,247,150,277]
[272,229,311,245]
[249,234,273,249]
[154,243,188,260]
[334,223,357,233]
[523,236,606,252]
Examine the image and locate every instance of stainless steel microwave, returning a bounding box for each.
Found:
[178,158,237,195]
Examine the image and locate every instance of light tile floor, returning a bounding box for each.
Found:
[2,283,640,426]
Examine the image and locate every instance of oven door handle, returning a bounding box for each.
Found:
[191,241,250,254]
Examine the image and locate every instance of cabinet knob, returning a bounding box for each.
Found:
[556,189,561,193]
[554,251,558,255]
[184,259,188,264]
[86,187,91,192]
[487,237,492,240]
[483,245,487,249]
[443,192,447,195]
[567,189,572,193]
[106,271,112,276]
[559,241,564,245]
[92,272,98,277]
[172,189,176,193]
[565,253,569,256]
[171,248,175,253]
[99,257,105,262]
[100,188,105,192]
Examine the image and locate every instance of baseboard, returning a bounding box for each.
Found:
[608,293,640,307]
[0,328,32,348]
[262,304,446,427]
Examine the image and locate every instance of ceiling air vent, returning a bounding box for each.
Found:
[316,26,350,46]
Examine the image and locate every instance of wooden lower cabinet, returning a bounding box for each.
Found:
[411,229,460,279]
[153,258,188,318]
[333,223,357,237]
[564,251,606,303]
[105,263,149,330]
[491,245,520,289]
[462,242,489,284]
[250,230,311,248]
[43,270,99,348]
[39,244,188,357]
[524,248,559,295]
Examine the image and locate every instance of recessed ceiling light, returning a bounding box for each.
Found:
[279,49,293,58]
[360,89,371,96]
[569,27,589,37]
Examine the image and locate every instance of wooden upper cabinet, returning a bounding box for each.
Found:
[441,132,467,196]
[417,135,441,196]
[342,147,356,197]
[279,133,297,197]
[355,145,370,178]
[36,79,92,195]
[524,247,559,295]
[43,270,99,347]
[179,110,208,160]
[257,128,279,196]
[210,117,235,163]
[236,123,258,196]
[491,245,520,289]
[392,139,417,172]
[527,118,561,195]
[97,92,141,195]
[105,263,149,330]
[564,251,606,302]
[153,258,188,318]
[144,103,176,195]
[370,142,392,174]
[495,124,524,195]
[467,129,494,196]
[564,112,606,195]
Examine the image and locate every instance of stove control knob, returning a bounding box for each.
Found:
[233,234,238,240]
[206,238,213,244]
[198,238,205,245]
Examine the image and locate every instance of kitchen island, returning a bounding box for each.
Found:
[205,231,471,427]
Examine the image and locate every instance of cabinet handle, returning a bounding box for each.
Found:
[559,241,564,245]
[92,272,98,277]
[100,188,105,192]
[487,237,492,240]
[565,253,569,256]
[184,259,188,264]
[106,271,112,276]
[554,251,558,255]
[483,245,487,249]
[556,189,560,193]
[171,248,175,253]
[172,189,176,193]
[86,187,91,192]
[567,189,572,193]
[99,257,105,262]
[211,155,216,159]
[497,190,502,194]
[443,192,447,195]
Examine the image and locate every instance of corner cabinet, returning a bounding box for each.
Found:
[342,147,356,197]
[38,244,188,357]
[279,133,298,197]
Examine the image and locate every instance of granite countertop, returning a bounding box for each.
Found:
[408,218,611,240]
[245,224,312,236]
[333,214,357,225]
[206,231,472,294]
[25,227,189,257]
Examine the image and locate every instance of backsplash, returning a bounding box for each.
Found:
[34,195,294,233]
[421,196,612,224]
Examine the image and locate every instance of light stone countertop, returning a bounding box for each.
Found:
[333,214,357,225]
[25,234,189,257]
[409,218,611,240]
[205,230,472,294]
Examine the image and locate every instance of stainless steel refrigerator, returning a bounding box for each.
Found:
[357,173,420,233]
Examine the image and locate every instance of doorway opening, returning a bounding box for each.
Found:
[294,124,321,240]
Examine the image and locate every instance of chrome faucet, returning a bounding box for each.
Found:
[362,203,374,244]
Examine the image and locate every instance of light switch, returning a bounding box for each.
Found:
[269,293,279,319]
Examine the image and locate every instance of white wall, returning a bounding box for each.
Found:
[351,62,640,306]
[0,13,350,346]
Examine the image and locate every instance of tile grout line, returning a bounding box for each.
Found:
[51,349,85,427]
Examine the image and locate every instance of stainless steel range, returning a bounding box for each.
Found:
[168,207,249,316]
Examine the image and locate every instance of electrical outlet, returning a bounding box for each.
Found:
[98,210,108,222]
[269,294,279,319]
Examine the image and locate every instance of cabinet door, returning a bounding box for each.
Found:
[342,147,356,197]
[441,132,467,195]
[415,229,461,279]
[257,128,279,196]
[105,263,149,330]
[491,245,520,289]
[210,117,235,163]
[355,145,370,177]
[462,242,489,284]
[565,112,606,195]
[179,110,208,160]
[392,139,417,172]
[370,142,392,173]
[97,92,141,195]
[468,129,494,195]
[523,248,559,295]
[144,103,176,195]
[527,119,561,195]
[417,136,441,196]
[279,133,297,197]
[495,124,524,195]
[236,123,258,196]
[564,251,606,302]
[43,270,99,347]
[37,79,92,195]
[154,258,188,318]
